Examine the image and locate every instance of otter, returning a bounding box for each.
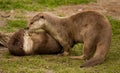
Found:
[7,29,62,56]
[28,11,112,67]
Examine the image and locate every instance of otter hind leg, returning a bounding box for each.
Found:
[70,39,96,60]
[81,40,96,60]
[80,42,109,68]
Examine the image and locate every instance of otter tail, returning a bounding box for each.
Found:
[80,43,110,68]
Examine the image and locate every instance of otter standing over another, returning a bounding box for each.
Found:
[28,11,112,67]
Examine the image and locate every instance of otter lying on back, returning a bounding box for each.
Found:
[28,11,112,67]
[8,29,62,56]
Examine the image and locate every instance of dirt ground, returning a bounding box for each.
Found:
[54,0,120,19]
[0,0,120,49]
[26,0,120,19]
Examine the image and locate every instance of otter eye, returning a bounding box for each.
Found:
[30,22,33,25]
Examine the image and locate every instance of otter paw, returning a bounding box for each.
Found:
[62,51,69,56]
[69,55,85,60]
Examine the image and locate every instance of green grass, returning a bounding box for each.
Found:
[0,20,27,32]
[0,0,96,11]
[0,17,120,73]
[0,0,119,72]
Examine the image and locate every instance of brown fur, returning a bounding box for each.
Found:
[8,29,25,56]
[29,11,112,67]
[7,29,62,56]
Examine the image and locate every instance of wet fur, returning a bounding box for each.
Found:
[8,29,62,56]
[29,11,112,67]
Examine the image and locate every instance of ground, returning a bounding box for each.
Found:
[0,0,120,73]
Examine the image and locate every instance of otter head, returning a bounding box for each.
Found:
[8,29,33,56]
[28,13,47,30]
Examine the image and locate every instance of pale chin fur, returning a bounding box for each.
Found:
[23,31,33,55]
[30,19,46,30]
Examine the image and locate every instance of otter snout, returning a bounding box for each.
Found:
[24,27,29,30]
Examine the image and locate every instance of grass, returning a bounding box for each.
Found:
[0,0,120,73]
[0,16,120,73]
[0,0,96,11]
[0,19,27,32]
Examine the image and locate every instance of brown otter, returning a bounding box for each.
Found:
[7,29,62,56]
[28,11,112,67]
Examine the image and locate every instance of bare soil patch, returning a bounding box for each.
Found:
[24,0,120,20]
[54,0,120,20]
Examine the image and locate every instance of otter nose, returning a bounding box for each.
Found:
[24,27,29,30]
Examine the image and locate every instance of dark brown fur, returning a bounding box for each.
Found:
[8,29,25,56]
[7,29,62,56]
[29,11,112,67]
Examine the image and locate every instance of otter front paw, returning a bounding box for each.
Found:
[69,55,85,60]
[62,51,69,56]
